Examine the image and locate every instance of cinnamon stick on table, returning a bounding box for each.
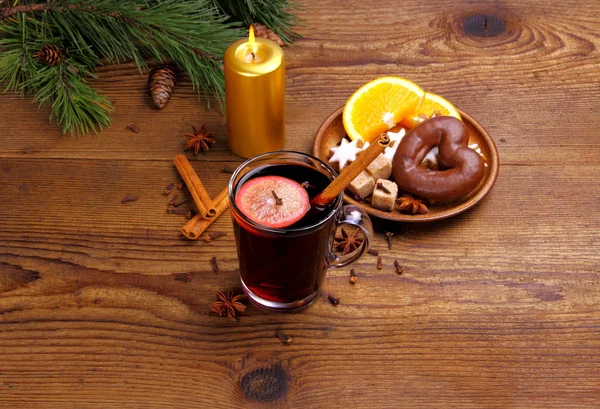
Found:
[311,133,391,207]
[173,154,216,219]
[181,187,229,240]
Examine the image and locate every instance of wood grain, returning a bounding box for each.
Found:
[1,0,599,408]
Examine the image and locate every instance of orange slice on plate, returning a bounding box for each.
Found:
[400,92,461,128]
[343,76,424,143]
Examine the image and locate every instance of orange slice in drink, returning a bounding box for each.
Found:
[235,176,310,229]
[400,92,461,128]
[343,76,424,143]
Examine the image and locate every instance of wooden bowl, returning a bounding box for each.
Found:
[312,107,500,222]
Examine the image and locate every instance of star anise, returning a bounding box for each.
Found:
[209,290,247,321]
[334,227,364,255]
[184,124,215,154]
[397,194,429,214]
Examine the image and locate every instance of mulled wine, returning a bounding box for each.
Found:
[233,163,335,302]
[229,151,373,312]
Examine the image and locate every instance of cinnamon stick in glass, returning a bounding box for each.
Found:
[311,133,391,207]
[173,154,216,219]
[181,187,229,240]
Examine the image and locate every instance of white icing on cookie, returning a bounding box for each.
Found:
[329,138,363,169]
[383,128,406,162]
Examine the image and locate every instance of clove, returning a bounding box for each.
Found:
[221,166,235,174]
[271,190,283,205]
[274,330,293,345]
[126,122,140,133]
[367,248,379,256]
[210,256,219,274]
[204,232,226,243]
[376,182,391,194]
[327,294,340,306]
[174,272,193,283]
[168,195,178,206]
[350,269,358,284]
[173,195,191,207]
[168,206,188,215]
[394,260,403,275]
[163,183,174,196]
[121,195,138,203]
[385,231,393,250]
[377,256,383,270]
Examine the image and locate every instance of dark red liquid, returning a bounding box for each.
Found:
[232,164,337,304]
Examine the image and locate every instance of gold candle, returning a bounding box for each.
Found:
[224,26,285,158]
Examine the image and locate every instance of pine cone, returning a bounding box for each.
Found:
[253,23,285,47]
[33,45,64,66]
[148,65,177,109]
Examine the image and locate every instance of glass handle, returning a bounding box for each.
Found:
[328,205,374,268]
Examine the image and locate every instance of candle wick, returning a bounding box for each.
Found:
[251,52,256,62]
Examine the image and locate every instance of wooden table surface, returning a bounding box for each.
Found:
[1,0,599,408]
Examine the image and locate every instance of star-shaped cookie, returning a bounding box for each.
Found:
[383,128,406,162]
[329,138,362,170]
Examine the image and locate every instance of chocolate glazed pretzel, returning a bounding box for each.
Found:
[392,116,485,201]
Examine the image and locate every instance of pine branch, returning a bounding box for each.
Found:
[1,10,112,134]
[1,0,240,132]
[31,63,113,135]
[214,0,300,44]
[1,4,48,19]
[0,2,127,19]
[34,0,242,108]
[0,0,300,135]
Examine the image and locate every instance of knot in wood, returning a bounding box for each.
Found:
[240,364,288,402]
[463,14,505,37]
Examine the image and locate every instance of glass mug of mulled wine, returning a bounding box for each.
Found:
[229,151,373,312]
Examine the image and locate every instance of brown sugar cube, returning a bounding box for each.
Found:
[371,179,398,211]
[366,153,392,180]
[347,170,375,200]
